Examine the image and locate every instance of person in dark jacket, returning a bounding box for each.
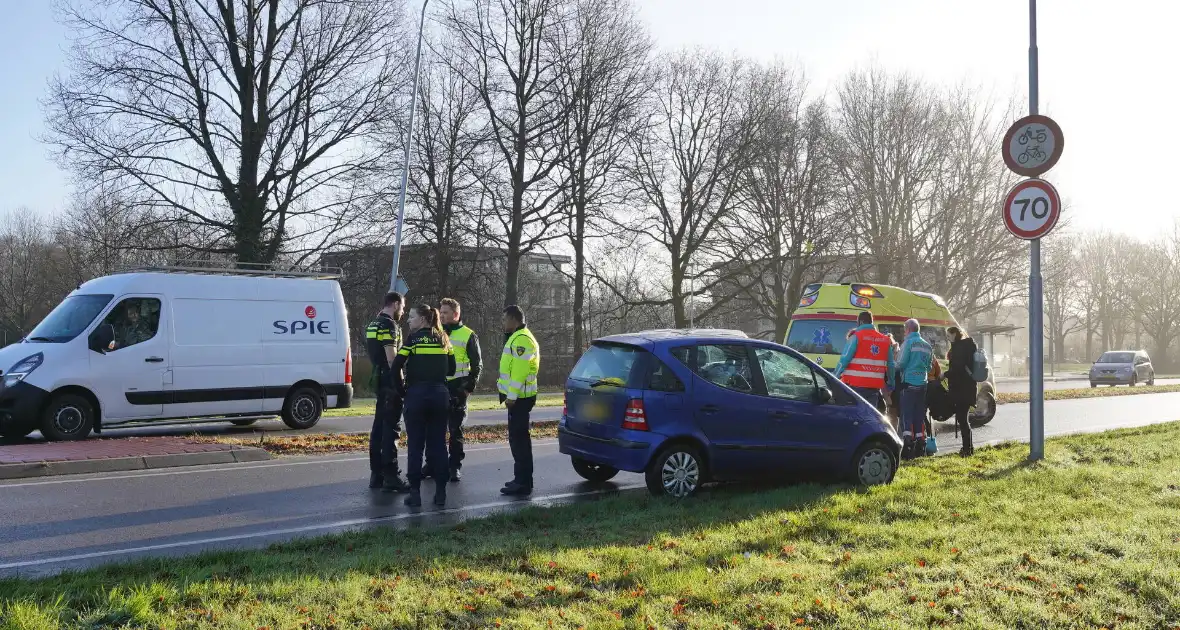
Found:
[391,304,456,508]
[946,326,978,457]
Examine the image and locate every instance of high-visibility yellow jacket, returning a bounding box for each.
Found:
[497,327,540,400]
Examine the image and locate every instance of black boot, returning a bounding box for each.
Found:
[433,486,446,507]
[369,473,383,489]
[404,488,422,507]
[383,473,410,493]
[449,466,462,483]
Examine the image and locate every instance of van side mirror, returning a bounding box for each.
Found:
[89,324,114,353]
[814,386,833,404]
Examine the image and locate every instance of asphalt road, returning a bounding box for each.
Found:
[5,391,1180,578]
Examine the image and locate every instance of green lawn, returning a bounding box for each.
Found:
[996,382,1180,405]
[5,424,1180,629]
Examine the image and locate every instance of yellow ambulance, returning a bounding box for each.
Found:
[783,282,996,426]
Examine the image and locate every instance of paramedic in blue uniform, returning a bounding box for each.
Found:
[365,291,409,492]
[391,304,456,507]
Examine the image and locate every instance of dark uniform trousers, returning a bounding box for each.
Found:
[427,384,468,473]
[507,396,537,487]
[403,382,450,485]
[369,369,403,477]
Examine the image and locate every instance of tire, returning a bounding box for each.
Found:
[1148,373,1155,386]
[1129,375,1137,387]
[1090,382,1096,388]
[40,393,95,441]
[645,444,705,498]
[850,441,897,486]
[571,457,619,483]
[231,419,258,427]
[281,386,323,430]
[969,389,996,428]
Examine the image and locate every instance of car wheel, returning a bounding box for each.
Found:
[281,386,323,430]
[1129,375,1137,387]
[1090,382,1096,388]
[231,419,258,427]
[851,441,896,486]
[40,393,95,441]
[645,444,704,498]
[1148,373,1155,386]
[571,457,619,483]
[969,390,996,428]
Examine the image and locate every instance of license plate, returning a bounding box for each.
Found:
[580,400,611,422]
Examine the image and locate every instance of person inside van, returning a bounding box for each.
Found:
[109,299,157,350]
[946,326,978,457]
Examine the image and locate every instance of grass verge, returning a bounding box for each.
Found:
[5,424,1180,629]
[324,393,564,419]
[196,422,559,456]
[996,382,1180,405]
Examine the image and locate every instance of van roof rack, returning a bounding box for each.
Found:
[118,260,343,280]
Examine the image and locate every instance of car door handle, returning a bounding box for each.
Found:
[145,357,164,363]
[769,410,791,419]
[699,404,720,414]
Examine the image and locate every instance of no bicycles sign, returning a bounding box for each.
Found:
[1002,114,1063,178]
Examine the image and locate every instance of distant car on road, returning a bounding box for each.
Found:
[557,329,901,498]
[1090,350,1154,388]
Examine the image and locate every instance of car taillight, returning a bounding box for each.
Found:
[345,352,352,384]
[622,398,648,431]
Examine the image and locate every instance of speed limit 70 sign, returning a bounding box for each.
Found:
[1003,179,1061,240]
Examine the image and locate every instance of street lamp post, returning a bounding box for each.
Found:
[389,0,430,292]
[1027,0,1045,461]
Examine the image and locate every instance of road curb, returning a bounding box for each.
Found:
[0,447,272,480]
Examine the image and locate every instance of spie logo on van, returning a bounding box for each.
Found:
[273,305,331,335]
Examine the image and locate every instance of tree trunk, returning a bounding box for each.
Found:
[572,203,587,356]
[671,268,687,328]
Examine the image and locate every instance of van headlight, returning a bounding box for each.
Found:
[4,353,43,388]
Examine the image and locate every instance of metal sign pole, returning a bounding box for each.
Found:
[1027,0,1045,461]
[389,0,430,292]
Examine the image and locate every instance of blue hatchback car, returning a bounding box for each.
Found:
[557,329,902,497]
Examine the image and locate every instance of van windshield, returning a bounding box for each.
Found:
[25,294,114,343]
[786,320,857,355]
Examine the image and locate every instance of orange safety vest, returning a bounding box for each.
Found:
[841,328,892,389]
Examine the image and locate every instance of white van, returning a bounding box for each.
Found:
[0,266,353,441]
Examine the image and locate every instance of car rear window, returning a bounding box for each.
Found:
[570,343,643,386]
[786,320,856,354]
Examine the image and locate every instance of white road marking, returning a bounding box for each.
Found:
[0,441,560,489]
[0,484,644,570]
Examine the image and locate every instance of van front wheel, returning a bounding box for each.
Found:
[281,387,323,430]
[41,394,95,441]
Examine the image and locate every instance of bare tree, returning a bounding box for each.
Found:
[442,0,575,306]
[1041,234,1084,367]
[1079,231,1139,353]
[833,68,944,285]
[622,49,760,328]
[728,62,839,341]
[45,0,408,264]
[403,41,492,299]
[1130,224,1180,367]
[554,0,652,353]
[0,210,74,338]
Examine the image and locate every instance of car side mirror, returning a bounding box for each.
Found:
[813,386,833,404]
[89,324,114,354]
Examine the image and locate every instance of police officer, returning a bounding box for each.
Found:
[424,297,481,482]
[832,311,896,411]
[365,291,409,492]
[392,304,456,507]
[497,305,540,497]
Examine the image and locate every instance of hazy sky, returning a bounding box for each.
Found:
[1,0,1175,239]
